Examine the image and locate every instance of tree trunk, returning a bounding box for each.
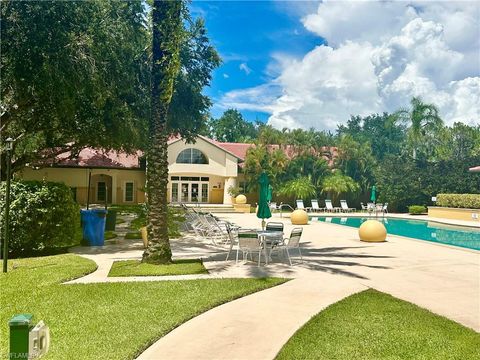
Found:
[142,0,182,264]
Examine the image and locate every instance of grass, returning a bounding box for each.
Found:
[1,254,285,360]
[108,259,208,277]
[104,231,117,240]
[276,289,480,360]
[125,231,142,239]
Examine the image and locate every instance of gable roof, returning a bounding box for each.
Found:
[168,135,245,161]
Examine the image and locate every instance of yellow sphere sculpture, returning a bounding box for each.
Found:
[235,194,247,204]
[359,220,387,242]
[291,209,308,225]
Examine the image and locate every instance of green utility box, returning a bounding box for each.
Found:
[105,210,117,231]
[9,314,33,359]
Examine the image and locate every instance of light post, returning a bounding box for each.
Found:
[3,137,13,273]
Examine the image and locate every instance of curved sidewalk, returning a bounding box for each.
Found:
[137,275,366,360]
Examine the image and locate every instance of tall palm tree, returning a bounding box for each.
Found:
[396,97,443,159]
[143,0,183,264]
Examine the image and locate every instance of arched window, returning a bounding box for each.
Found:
[176,148,209,164]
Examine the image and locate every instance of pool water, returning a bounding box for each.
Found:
[312,216,480,251]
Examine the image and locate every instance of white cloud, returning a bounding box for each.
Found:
[239,62,252,75]
[219,1,480,130]
[223,73,229,79]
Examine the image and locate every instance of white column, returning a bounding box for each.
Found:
[223,177,237,204]
[111,174,117,204]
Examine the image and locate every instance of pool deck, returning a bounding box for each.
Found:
[70,212,479,360]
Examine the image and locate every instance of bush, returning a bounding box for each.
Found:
[436,194,480,209]
[0,181,80,254]
[408,205,427,215]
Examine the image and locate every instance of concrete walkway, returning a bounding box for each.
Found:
[69,212,479,360]
[138,276,366,360]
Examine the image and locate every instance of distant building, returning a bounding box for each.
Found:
[18,135,336,205]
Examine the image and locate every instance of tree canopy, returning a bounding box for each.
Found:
[0,0,220,177]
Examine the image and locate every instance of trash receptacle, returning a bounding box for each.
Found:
[9,314,33,360]
[105,210,117,231]
[80,209,107,246]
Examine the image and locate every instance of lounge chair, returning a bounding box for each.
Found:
[269,202,280,212]
[340,200,355,212]
[325,199,341,212]
[296,199,305,210]
[360,202,368,212]
[307,199,323,212]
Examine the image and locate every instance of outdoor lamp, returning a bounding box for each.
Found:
[6,137,13,151]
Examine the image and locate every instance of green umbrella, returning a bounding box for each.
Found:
[257,172,272,229]
[266,185,273,202]
[370,185,377,203]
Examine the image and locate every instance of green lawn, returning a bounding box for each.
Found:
[104,230,117,240]
[109,259,208,277]
[0,254,285,360]
[124,231,142,239]
[276,289,480,360]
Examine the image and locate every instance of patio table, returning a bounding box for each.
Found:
[257,230,283,265]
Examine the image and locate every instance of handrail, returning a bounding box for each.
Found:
[278,203,294,218]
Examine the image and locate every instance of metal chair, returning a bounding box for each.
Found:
[277,227,303,265]
[236,232,262,266]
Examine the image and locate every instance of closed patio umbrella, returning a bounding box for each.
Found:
[267,185,273,203]
[257,172,272,230]
[370,185,377,203]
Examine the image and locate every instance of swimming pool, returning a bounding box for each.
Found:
[312,216,480,251]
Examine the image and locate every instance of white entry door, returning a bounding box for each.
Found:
[171,180,209,203]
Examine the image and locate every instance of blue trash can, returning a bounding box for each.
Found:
[80,209,107,246]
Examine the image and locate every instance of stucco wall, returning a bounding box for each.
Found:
[19,167,146,205]
[428,206,480,222]
[168,138,238,177]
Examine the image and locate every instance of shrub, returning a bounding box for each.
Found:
[436,194,480,209]
[0,181,80,254]
[408,205,427,215]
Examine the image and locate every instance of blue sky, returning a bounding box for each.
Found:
[190,1,324,122]
[189,1,479,129]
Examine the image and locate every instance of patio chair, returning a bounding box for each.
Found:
[269,202,280,212]
[236,231,263,266]
[340,200,355,213]
[382,203,388,214]
[325,199,341,213]
[265,222,284,245]
[360,202,368,212]
[276,227,303,265]
[307,199,323,212]
[296,199,305,210]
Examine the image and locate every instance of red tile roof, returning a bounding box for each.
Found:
[55,148,143,169]
[49,136,336,169]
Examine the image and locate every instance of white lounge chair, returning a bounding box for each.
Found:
[307,199,323,212]
[340,200,355,212]
[296,199,305,210]
[325,199,341,212]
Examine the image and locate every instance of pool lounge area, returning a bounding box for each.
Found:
[311,216,480,251]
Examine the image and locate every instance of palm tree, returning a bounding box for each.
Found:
[396,97,443,159]
[143,0,183,264]
[321,172,359,203]
[278,177,317,201]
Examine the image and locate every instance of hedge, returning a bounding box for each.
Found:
[408,205,427,215]
[436,194,480,209]
[0,180,80,254]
